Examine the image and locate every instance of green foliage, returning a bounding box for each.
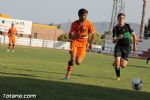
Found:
[88,32,104,45]
[101,31,110,39]
[57,32,104,45]
[57,24,61,29]
[57,33,69,42]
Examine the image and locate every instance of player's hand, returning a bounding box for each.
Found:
[69,33,74,39]
[88,44,92,50]
[73,33,80,39]
[69,33,80,39]
[113,37,118,43]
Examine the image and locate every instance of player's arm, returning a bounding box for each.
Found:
[8,29,11,37]
[88,23,96,49]
[113,37,118,43]
[69,23,76,40]
[127,24,137,52]
[89,32,96,48]
[69,32,74,40]
[112,28,118,43]
[131,32,137,52]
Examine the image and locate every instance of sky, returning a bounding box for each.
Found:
[0,0,150,24]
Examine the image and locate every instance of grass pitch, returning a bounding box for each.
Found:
[0,45,150,100]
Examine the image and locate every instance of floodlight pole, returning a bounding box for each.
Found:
[109,0,126,34]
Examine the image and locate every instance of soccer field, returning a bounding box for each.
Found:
[0,45,150,100]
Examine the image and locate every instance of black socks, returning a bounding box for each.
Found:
[115,67,120,77]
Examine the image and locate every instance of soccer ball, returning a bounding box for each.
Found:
[131,78,143,90]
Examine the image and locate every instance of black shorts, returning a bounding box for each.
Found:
[114,46,130,61]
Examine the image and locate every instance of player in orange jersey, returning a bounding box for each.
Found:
[7,23,18,52]
[64,8,96,80]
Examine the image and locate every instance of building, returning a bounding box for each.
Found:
[21,23,64,41]
[0,13,65,41]
[32,24,64,40]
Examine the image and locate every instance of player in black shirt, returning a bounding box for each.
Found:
[112,13,137,80]
[146,53,150,64]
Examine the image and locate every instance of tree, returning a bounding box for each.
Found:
[101,31,110,39]
[144,25,149,39]
[88,32,104,45]
[57,24,61,29]
[57,33,69,42]
[140,0,148,39]
[144,18,150,38]
[148,18,150,34]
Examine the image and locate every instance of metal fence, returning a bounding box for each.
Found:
[103,39,150,57]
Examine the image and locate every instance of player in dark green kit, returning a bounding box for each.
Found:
[146,53,150,64]
[112,13,137,80]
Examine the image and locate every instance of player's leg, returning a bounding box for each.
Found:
[12,44,15,52]
[12,37,15,52]
[76,57,84,65]
[65,53,76,78]
[146,57,150,64]
[120,49,129,68]
[120,58,128,68]
[115,57,121,80]
[64,43,77,80]
[7,37,12,52]
[7,43,11,52]
[76,46,86,65]
[114,47,122,80]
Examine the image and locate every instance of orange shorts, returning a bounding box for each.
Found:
[70,41,87,58]
[9,36,16,44]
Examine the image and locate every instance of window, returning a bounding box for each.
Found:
[34,33,38,39]
[19,34,23,37]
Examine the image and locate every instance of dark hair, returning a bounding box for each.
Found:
[78,8,88,17]
[117,13,125,20]
[12,23,14,25]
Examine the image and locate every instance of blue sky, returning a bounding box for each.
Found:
[0,0,150,24]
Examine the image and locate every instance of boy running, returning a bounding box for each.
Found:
[146,53,150,64]
[64,8,96,80]
[112,13,137,80]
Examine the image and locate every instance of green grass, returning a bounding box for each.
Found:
[0,45,150,100]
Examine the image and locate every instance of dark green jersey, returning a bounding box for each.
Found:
[113,23,134,49]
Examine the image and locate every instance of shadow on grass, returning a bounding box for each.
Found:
[2,67,114,80]
[0,72,37,77]
[0,76,150,100]
[128,64,149,69]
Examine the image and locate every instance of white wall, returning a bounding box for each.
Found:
[1,36,102,52]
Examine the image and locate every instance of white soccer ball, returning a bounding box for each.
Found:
[131,78,143,90]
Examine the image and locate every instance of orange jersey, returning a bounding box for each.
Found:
[8,28,17,37]
[9,36,16,44]
[70,41,87,59]
[69,20,95,46]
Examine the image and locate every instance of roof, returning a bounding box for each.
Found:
[32,24,57,29]
[0,14,11,19]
